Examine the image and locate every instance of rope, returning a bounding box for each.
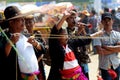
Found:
[29,33,119,40]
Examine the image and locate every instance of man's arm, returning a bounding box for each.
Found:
[76,23,104,37]
[5,33,20,56]
[90,30,104,38]
[102,42,120,53]
[56,11,71,30]
[95,43,120,55]
[95,45,112,55]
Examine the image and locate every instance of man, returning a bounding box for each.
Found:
[89,9,97,34]
[1,6,39,80]
[89,9,98,54]
[64,9,105,79]
[79,10,90,34]
[0,6,25,80]
[24,15,46,80]
[111,9,120,32]
[93,12,120,80]
[66,10,91,79]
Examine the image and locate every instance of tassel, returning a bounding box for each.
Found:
[108,69,117,80]
[97,75,103,80]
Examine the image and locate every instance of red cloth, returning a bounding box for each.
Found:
[108,69,117,79]
[97,75,103,80]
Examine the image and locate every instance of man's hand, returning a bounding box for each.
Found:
[102,45,120,52]
[90,30,104,38]
[27,36,38,47]
[10,33,20,44]
[63,10,71,19]
[76,23,86,35]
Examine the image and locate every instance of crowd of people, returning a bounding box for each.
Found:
[0,4,120,80]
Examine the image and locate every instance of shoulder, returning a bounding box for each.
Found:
[112,30,120,36]
[93,38,102,46]
[51,25,60,34]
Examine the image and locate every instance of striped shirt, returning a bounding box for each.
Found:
[61,45,79,74]
[93,30,120,70]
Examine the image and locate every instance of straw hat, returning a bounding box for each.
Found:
[81,10,90,16]
[25,15,34,19]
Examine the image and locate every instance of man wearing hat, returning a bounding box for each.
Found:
[0,6,40,80]
[65,10,92,79]
[79,10,90,34]
[93,12,120,80]
[0,5,25,80]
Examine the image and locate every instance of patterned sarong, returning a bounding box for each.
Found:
[61,66,88,80]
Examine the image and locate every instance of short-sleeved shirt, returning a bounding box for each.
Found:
[93,30,120,70]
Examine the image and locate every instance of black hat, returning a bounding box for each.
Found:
[4,6,22,20]
[102,12,113,20]
[4,6,35,21]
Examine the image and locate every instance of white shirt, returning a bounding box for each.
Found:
[16,34,39,73]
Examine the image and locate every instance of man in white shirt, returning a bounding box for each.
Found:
[3,6,39,80]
